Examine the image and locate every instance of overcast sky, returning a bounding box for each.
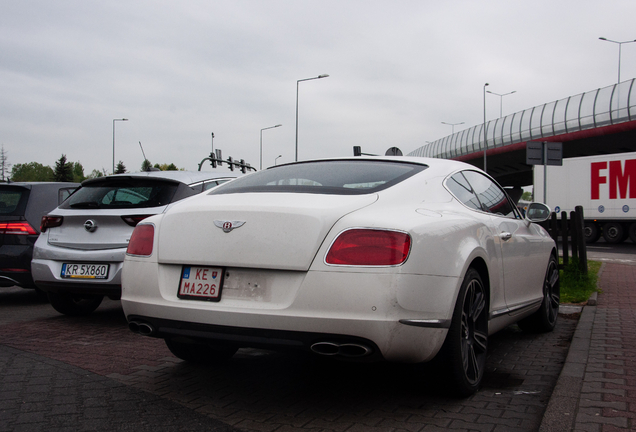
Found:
[1,0,635,175]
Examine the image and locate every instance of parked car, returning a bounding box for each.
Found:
[31,170,237,316]
[121,157,557,396]
[1,182,79,290]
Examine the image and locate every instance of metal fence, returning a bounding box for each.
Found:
[409,79,636,160]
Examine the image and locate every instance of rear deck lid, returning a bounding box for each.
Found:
[157,192,378,271]
[157,159,426,270]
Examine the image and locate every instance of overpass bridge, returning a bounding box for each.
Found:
[408,79,636,187]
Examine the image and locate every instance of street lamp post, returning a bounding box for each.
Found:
[483,83,489,173]
[260,124,282,170]
[486,90,516,118]
[275,155,282,165]
[112,118,128,174]
[441,121,464,134]
[599,37,636,84]
[295,74,329,161]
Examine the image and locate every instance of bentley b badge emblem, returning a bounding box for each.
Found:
[213,220,246,233]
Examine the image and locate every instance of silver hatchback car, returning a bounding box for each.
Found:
[32,170,237,315]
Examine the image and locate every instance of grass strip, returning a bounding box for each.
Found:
[559,259,601,304]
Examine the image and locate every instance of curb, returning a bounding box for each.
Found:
[538,262,604,431]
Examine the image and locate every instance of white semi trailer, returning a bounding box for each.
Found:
[534,151,636,243]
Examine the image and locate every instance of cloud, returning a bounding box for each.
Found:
[1,0,635,174]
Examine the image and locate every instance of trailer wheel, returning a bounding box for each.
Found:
[629,223,636,244]
[584,222,600,243]
[602,222,625,244]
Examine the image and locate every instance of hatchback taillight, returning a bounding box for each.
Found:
[40,216,63,233]
[127,224,154,256]
[0,221,38,235]
[121,215,152,227]
[325,229,411,266]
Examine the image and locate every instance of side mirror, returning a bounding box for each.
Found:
[525,202,551,223]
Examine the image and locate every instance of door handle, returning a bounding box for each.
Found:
[500,232,512,241]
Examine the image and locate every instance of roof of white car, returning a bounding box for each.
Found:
[275,156,478,174]
[85,170,240,185]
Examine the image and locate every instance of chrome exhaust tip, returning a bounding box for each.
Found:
[128,321,140,333]
[128,321,155,336]
[310,342,372,357]
[137,323,155,336]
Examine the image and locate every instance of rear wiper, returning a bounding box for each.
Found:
[69,201,99,209]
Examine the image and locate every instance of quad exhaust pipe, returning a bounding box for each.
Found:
[128,321,155,336]
[310,341,372,358]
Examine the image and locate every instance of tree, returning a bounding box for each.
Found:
[115,160,126,174]
[153,163,182,171]
[53,155,74,182]
[11,162,55,182]
[0,145,10,182]
[86,169,106,179]
[521,191,533,201]
[141,159,152,172]
[72,162,86,183]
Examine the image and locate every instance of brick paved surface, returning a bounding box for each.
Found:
[575,264,636,431]
[540,263,636,432]
[1,286,578,431]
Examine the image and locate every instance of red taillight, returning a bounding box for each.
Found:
[40,216,63,233]
[0,222,38,235]
[121,215,151,227]
[127,224,154,256]
[325,229,411,266]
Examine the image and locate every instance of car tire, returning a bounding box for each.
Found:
[584,222,601,243]
[47,292,103,316]
[441,268,488,397]
[602,222,625,244]
[518,254,560,333]
[165,338,238,364]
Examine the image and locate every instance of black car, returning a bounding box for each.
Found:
[0,182,78,289]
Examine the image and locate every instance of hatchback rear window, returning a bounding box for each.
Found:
[0,188,27,215]
[210,160,427,195]
[59,179,180,209]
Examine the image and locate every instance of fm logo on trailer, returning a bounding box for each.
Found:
[591,159,636,200]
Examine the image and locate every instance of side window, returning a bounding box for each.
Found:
[462,171,517,218]
[446,173,482,211]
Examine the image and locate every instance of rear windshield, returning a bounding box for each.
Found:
[211,160,427,195]
[0,187,28,216]
[59,179,180,209]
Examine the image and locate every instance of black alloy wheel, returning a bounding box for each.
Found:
[519,254,560,333]
[443,268,488,397]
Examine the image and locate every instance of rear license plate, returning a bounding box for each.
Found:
[61,263,110,279]
[177,266,224,302]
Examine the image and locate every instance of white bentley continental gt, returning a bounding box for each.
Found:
[121,157,558,396]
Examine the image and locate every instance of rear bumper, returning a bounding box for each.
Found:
[0,243,36,288]
[31,240,126,297]
[121,259,460,363]
[127,314,385,361]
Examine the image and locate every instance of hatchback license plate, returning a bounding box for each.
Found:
[61,263,109,279]
[178,266,224,301]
